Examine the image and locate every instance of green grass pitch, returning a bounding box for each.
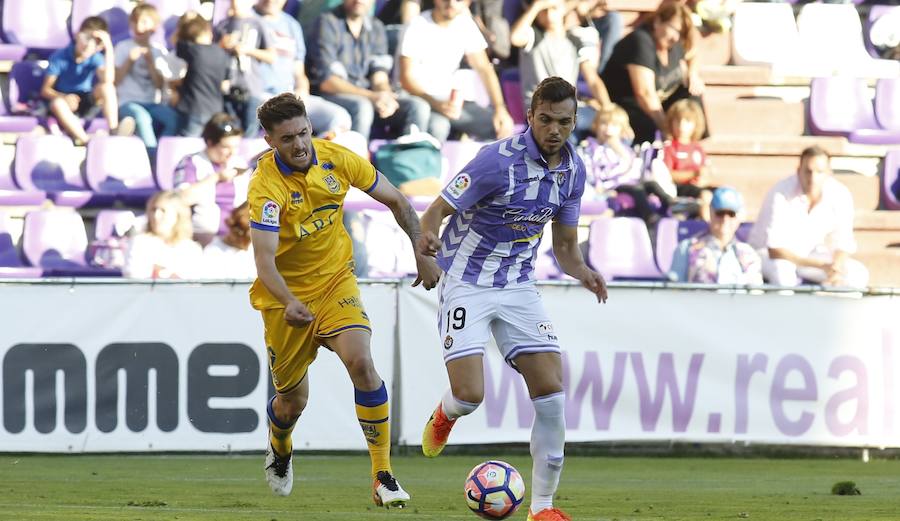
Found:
[0,453,898,520]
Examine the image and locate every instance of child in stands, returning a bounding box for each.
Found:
[172,13,232,137]
[579,104,676,228]
[662,98,714,220]
[40,16,134,145]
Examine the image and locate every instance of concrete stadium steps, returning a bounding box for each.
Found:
[699,65,813,87]
[705,134,883,222]
[854,211,900,287]
[711,166,879,221]
[704,98,806,136]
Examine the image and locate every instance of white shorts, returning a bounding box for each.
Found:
[437,275,561,365]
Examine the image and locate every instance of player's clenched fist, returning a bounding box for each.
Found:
[284,299,314,327]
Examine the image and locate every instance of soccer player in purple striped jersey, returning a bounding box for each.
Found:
[416,77,608,521]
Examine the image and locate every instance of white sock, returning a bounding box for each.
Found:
[441,389,479,420]
[530,392,566,513]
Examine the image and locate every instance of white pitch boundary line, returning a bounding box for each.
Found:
[0,503,477,518]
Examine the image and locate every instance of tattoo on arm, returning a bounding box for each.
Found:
[393,202,421,246]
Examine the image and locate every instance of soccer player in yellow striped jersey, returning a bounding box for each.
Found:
[249,93,441,506]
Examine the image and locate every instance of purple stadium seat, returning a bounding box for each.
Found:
[71,0,132,44]
[875,77,900,132]
[146,0,201,48]
[678,219,709,242]
[809,77,900,145]
[0,143,46,206]
[865,5,900,59]
[13,134,94,207]
[587,217,664,280]
[212,0,232,25]
[0,42,25,61]
[94,209,137,240]
[797,3,900,78]
[23,208,118,276]
[736,221,753,243]
[155,136,204,189]
[240,137,270,165]
[883,150,900,211]
[1,0,71,52]
[654,217,679,274]
[85,135,157,204]
[2,62,43,133]
[0,210,43,277]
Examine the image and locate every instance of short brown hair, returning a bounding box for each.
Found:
[175,13,210,43]
[257,93,309,132]
[201,113,242,145]
[130,3,161,25]
[800,145,829,162]
[530,76,577,115]
[666,99,706,141]
[79,16,109,34]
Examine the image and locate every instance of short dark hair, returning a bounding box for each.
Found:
[176,14,210,43]
[257,93,308,132]
[800,145,829,162]
[530,76,577,114]
[201,113,242,144]
[79,15,109,34]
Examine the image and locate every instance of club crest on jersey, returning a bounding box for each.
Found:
[446,172,471,198]
[291,191,303,205]
[323,173,340,193]
[444,335,454,350]
[556,172,566,186]
[261,200,279,226]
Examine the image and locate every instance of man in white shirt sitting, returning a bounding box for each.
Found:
[398,0,514,142]
[748,146,869,288]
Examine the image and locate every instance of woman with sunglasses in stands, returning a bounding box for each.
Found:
[173,113,249,245]
[600,0,707,145]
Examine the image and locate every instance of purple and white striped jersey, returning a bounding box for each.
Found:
[437,129,586,288]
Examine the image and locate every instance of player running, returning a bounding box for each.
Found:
[248,93,441,506]
[416,77,608,521]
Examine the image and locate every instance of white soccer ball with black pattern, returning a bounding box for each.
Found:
[464,460,525,519]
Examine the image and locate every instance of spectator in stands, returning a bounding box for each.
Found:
[471,0,512,63]
[511,0,610,140]
[663,98,712,221]
[40,16,134,145]
[580,104,676,229]
[115,4,178,161]
[308,0,429,140]
[173,113,250,245]
[669,187,763,284]
[601,0,705,144]
[124,190,204,279]
[203,202,257,278]
[216,0,275,137]
[574,0,623,74]
[173,13,231,137]
[748,146,869,288]
[398,0,514,142]
[253,0,353,137]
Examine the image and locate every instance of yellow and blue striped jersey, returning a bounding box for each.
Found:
[248,139,378,310]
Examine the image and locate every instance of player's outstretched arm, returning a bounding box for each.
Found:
[417,196,456,258]
[250,227,314,326]
[366,172,442,289]
[551,222,608,303]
